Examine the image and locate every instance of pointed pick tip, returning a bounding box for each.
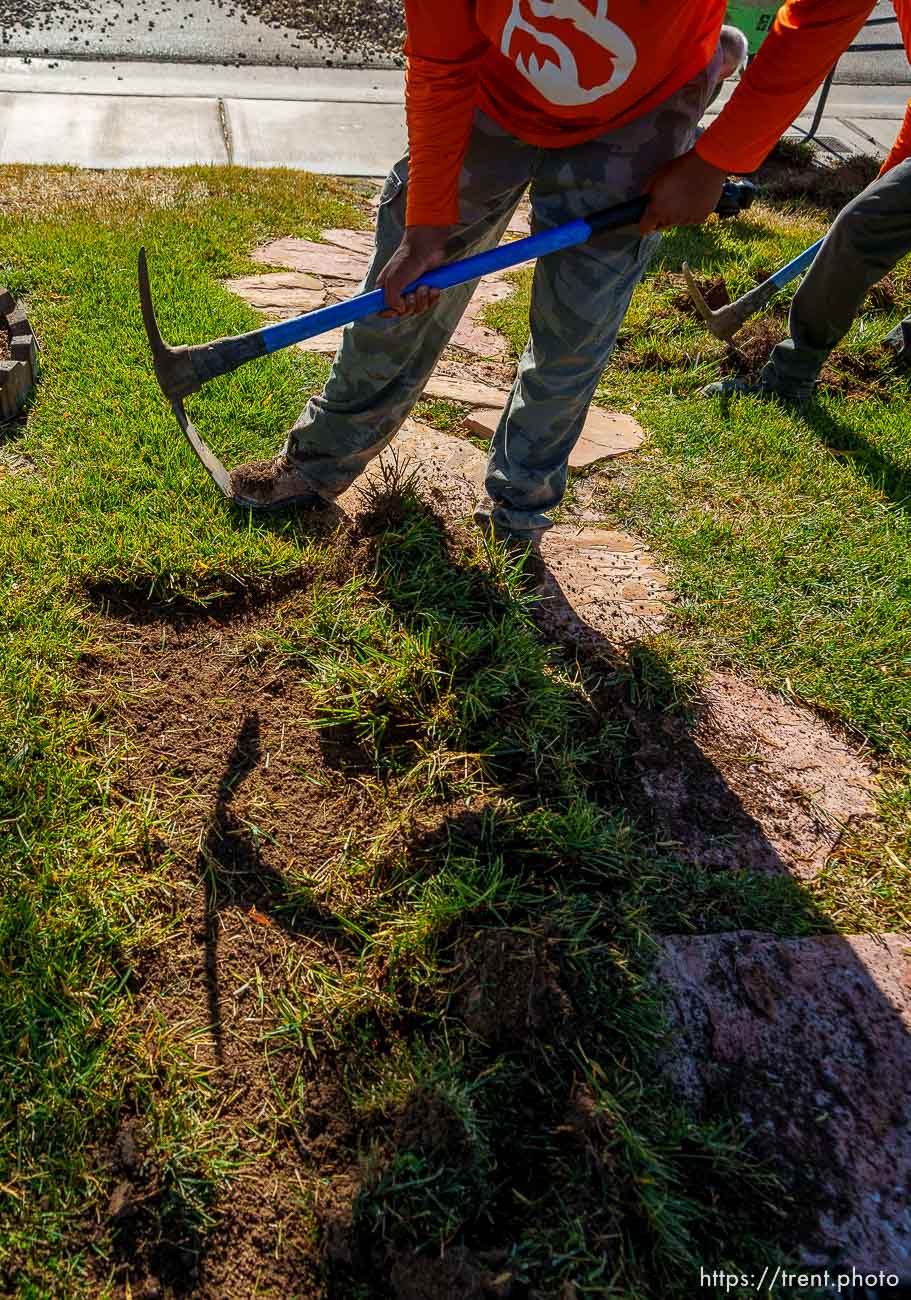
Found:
[681,261,716,326]
[137,245,166,356]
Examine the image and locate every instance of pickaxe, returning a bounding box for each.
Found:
[682,236,825,342]
[139,180,756,500]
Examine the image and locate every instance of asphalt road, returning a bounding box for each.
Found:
[0,0,905,79]
[0,0,405,67]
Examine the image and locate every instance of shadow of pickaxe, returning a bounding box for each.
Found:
[139,181,756,502]
[682,235,824,342]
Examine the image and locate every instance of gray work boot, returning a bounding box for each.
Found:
[229,453,325,511]
[882,320,911,369]
[699,376,810,412]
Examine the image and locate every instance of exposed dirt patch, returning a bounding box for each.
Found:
[76,581,385,1298]
[89,1118,206,1298]
[0,326,9,362]
[724,317,788,380]
[672,274,732,316]
[722,317,899,400]
[753,144,881,218]
[818,347,900,401]
[452,928,575,1049]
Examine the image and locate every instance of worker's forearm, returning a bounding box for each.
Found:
[696,0,875,175]
[403,0,489,227]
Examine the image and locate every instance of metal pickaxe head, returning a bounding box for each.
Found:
[682,236,824,343]
[682,261,779,342]
[138,248,267,402]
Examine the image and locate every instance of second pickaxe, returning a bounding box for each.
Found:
[682,236,824,342]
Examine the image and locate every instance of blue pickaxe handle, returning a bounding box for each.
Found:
[767,237,825,290]
[261,182,756,355]
[139,181,756,400]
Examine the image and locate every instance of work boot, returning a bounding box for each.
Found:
[229,452,325,511]
[699,376,810,412]
[882,320,911,370]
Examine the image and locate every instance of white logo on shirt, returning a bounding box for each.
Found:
[501,0,638,106]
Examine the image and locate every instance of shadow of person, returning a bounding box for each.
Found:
[198,711,362,1065]
[801,400,911,516]
[357,492,910,1271]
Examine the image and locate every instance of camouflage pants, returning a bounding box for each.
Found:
[763,158,911,398]
[287,49,722,540]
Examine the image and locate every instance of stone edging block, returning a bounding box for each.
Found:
[0,289,39,421]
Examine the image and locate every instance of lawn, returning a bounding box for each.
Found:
[0,159,908,1299]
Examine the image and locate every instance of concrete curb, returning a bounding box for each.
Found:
[0,56,905,174]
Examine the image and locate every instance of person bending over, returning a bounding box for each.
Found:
[232,0,883,547]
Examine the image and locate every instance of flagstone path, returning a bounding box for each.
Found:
[225,212,907,1271]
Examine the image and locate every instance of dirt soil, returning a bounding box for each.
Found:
[73,542,588,1299]
[753,144,881,218]
[722,318,897,400]
[0,326,10,362]
[76,570,387,1299]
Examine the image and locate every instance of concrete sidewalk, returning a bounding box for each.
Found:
[0,55,906,175]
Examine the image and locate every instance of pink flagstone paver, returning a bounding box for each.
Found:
[320,228,377,258]
[466,406,645,468]
[449,316,509,359]
[507,207,531,236]
[252,238,371,283]
[654,931,911,1271]
[422,374,512,408]
[224,273,326,314]
[635,670,877,876]
[540,526,671,640]
[336,418,487,518]
[295,329,346,356]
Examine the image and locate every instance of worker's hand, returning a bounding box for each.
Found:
[377,225,453,316]
[639,150,728,235]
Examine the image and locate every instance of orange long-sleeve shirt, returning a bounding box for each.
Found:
[879,0,911,172]
[403,0,900,227]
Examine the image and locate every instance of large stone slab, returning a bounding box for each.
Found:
[635,671,878,876]
[320,228,377,258]
[654,931,911,1272]
[422,374,511,408]
[296,329,346,356]
[252,238,370,282]
[540,526,672,641]
[336,418,488,518]
[507,206,531,236]
[224,273,326,314]
[449,316,509,358]
[466,406,644,468]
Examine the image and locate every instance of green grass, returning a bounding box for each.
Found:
[0,165,908,1297]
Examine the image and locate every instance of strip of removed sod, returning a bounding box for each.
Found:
[0,164,907,1297]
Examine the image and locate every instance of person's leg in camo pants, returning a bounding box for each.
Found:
[760,159,911,402]
[283,50,722,541]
